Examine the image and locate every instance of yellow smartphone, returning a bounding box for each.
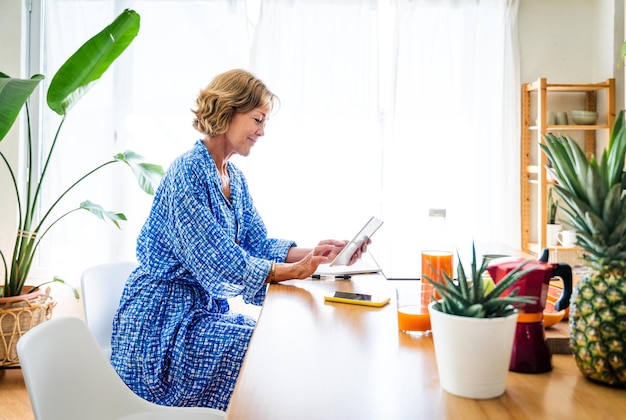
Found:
[324,291,390,307]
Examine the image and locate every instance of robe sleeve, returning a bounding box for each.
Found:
[139,152,294,306]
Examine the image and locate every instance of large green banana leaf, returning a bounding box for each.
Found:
[0,9,139,141]
[47,9,140,115]
[0,74,44,142]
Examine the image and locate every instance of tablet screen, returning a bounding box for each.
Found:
[329,216,384,267]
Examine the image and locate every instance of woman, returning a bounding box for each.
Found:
[110,69,368,410]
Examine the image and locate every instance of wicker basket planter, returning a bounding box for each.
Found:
[0,287,55,367]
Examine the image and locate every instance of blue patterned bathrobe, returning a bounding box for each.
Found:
[111,140,295,410]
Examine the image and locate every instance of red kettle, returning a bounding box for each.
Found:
[486,249,572,373]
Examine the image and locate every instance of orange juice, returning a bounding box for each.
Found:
[397,305,431,331]
[421,251,453,284]
[397,283,433,332]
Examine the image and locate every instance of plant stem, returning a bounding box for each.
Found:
[34,208,80,249]
[0,152,22,226]
[28,115,66,228]
[35,160,115,233]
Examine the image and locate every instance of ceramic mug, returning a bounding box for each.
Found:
[555,111,568,125]
[557,230,577,247]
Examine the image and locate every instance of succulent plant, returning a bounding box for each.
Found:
[423,243,537,318]
[548,187,558,224]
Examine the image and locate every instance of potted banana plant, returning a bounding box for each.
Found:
[0,9,163,366]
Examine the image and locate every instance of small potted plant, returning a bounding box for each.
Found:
[0,9,163,366]
[547,187,558,225]
[546,187,562,246]
[423,244,536,399]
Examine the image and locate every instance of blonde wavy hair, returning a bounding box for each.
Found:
[192,69,278,136]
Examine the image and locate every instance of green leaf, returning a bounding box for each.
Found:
[52,277,80,299]
[563,136,595,200]
[47,9,140,115]
[80,200,127,229]
[540,135,580,194]
[584,163,606,215]
[602,184,623,231]
[0,74,44,142]
[608,211,626,244]
[25,276,80,299]
[114,151,164,195]
[583,211,609,239]
[606,110,626,185]
[550,185,594,231]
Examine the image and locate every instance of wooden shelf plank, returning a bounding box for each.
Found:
[529,125,610,131]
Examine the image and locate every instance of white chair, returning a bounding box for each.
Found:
[16,316,226,420]
[81,261,138,357]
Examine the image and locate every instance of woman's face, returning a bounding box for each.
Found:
[225,104,270,157]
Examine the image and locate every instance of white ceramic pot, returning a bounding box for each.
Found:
[428,301,518,399]
[546,223,562,247]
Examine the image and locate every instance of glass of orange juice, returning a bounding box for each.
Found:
[396,283,434,335]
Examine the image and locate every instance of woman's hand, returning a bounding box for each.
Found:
[294,244,337,278]
[284,239,347,264]
[347,237,371,266]
[273,243,337,282]
[275,238,372,282]
[317,239,349,263]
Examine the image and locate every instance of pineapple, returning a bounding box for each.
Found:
[541,110,626,386]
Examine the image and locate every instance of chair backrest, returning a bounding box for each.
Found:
[17,316,152,419]
[81,261,138,357]
[16,316,226,420]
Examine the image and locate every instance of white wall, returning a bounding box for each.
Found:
[0,1,624,277]
[0,0,24,271]
[519,0,624,113]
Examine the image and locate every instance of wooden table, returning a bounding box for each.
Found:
[226,274,626,419]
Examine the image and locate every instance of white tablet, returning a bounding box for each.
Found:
[329,216,384,267]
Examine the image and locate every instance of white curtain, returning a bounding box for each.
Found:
[244,0,382,244]
[34,0,520,283]
[380,0,521,276]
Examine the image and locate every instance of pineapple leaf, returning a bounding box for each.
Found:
[606,110,626,185]
[582,211,609,240]
[602,184,623,231]
[551,185,594,227]
[541,134,579,193]
[607,213,626,244]
[584,163,606,215]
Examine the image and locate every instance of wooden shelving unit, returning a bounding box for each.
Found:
[520,78,615,256]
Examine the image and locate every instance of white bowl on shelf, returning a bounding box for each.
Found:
[570,110,598,125]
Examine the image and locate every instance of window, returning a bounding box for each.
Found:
[30,0,520,282]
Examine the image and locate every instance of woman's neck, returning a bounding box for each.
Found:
[203,136,231,199]
[203,136,231,176]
